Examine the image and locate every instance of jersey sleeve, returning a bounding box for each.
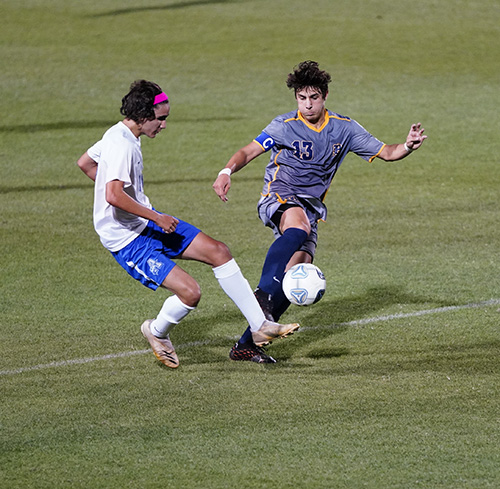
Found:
[349,120,385,162]
[87,140,102,162]
[254,115,289,150]
[88,137,134,186]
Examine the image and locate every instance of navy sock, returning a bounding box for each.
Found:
[237,228,307,345]
[239,326,253,344]
[272,288,291,321]
[258,228,308,296]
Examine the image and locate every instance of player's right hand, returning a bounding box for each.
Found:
[155,213,179,234]
[212,174,231,202]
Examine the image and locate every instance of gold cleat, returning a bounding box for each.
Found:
[251,320,300,347]
[141,319,179,368]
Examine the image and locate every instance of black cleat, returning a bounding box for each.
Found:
[254,287,275,321]
[229,342,277,364]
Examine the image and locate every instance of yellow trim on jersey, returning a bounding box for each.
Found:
[328,113,352,122]
[276,193,288,204]
[369,143,386,163]
[253,138,266,151]
[261,150,283,197]
[296,110,351,133]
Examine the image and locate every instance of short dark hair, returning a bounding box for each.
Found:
[286,61,331,98]
[120,80,166,122]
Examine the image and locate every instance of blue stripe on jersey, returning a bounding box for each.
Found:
[254,132,276,151]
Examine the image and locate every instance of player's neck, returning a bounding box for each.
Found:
[122,118,141,138]
[311,112,326,129]
[299,109,327,130]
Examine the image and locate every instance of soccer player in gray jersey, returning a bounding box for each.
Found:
[213,60,427,363]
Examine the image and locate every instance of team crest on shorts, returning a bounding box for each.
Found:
[147,258,163,275]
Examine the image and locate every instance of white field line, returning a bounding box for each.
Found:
[2,299,499,377]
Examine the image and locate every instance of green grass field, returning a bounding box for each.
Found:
[1,0,499,487]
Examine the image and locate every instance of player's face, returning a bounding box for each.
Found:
[141,103,170,138]
[296,87,327,125]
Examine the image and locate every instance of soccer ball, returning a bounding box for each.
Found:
[282,263,326,306]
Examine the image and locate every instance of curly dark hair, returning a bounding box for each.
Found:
[286,61,331,98]
[120,80,167,122]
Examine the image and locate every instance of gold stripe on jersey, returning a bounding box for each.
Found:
[276,193,288,204]
[369,144,386,163]
[261,149,283,197]
[295,110,351,133]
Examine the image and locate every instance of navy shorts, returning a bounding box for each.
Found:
[112,219,201,290]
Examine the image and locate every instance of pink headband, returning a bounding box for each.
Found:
[153,92,168,105]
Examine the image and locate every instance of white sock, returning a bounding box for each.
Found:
[212,259,266,332]
[150,295,195,338]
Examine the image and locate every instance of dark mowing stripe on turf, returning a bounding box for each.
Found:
[1,299,499,376]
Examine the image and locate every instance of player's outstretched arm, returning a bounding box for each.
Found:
[378,123,427,161]
[213,141,265,202]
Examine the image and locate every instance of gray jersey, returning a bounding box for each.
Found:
[254,109,385,203]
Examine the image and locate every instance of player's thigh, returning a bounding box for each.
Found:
[280,206,311,234]
[179,232,232,267]
[160,265,201,307]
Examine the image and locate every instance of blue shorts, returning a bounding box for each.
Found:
[112,219,201,290]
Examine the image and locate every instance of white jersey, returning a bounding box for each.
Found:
[87,121,151,252]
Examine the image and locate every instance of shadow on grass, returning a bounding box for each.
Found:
[89,0,240,17]
[175,285,457,366]
[0,120,118,134]
[0,183,93,195]
[0,175,262,195]
[296,285,452,328]
[0,115,244,135]
[306,339,500,377]
[290,285,455,362]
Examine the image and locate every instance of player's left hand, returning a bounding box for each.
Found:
[406,123,427,150]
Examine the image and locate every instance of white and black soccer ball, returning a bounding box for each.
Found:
[282,263,326,306]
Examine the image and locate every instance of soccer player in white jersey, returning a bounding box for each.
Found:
[77,80,299,367]
[213,61,427,362]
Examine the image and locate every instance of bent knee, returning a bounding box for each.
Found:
[173,277,201,307]
[182,282,201,307]
[211,240,233,266]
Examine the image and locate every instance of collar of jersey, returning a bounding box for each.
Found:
[297,109,329,132]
